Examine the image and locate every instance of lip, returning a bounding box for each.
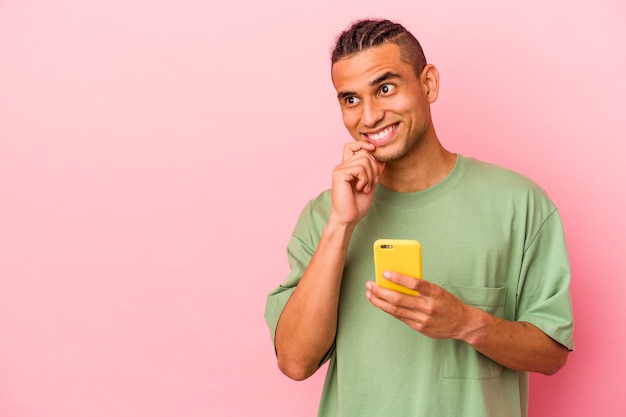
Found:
[362,123,399,146]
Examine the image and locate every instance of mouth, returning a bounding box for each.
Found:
[363,123,398,144]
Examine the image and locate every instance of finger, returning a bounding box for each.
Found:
[340,142,384,188]
[351,148,385,182]
[346,163,375,192]
[342,141,376,161]
[382,271,431,295]
[366,281,424,321]
[336,155,379,192]
[357,157,378,190]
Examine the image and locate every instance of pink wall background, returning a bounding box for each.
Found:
[1,0,624,416]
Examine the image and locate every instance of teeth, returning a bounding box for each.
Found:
[368,125,395,141]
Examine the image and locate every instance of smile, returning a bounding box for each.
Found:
[364,123,398,142]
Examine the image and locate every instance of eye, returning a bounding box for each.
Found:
[379,83,395,95]
[345,96,360,106]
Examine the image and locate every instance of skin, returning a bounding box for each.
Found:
[275,42,568,381]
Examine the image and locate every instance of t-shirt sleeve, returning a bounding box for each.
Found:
[264,234,315,347]
[516,210,575,350]
[264,193,330,351]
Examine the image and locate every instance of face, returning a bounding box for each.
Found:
[331,43,438,163]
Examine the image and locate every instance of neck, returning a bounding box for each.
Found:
[379,142,456,193]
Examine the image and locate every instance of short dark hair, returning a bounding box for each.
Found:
[331,19,427,78]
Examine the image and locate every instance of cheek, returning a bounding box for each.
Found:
[390,94,418,113]
[342,110,360,131]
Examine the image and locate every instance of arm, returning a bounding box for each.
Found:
[275,142,384,381]
[366,272,568,375]
[463,307,568,375]
[275,222,352,381]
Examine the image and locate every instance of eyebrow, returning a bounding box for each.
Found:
[370,71,401,86]
[337,90,355,100]
[336,71,402,100]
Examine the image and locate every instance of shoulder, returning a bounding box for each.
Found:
[459,156,558,216]
[291,189,333,239]
[303,189,333,217]
[465,157,539,187]
[464,157,550,196]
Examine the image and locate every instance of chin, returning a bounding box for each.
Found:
[373,148,404,162]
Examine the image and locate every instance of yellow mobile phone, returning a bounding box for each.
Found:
[373,239,422,296]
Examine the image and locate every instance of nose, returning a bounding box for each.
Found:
[360,99,384,128]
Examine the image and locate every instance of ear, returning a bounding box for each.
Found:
[421,64,439,104]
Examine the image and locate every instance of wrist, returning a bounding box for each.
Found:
[327,211,359,231]
[457,305,492,347]
[323,216,356,248]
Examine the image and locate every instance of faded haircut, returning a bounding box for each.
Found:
[331,19,427,78]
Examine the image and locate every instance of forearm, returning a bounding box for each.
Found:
[462,307,569,375]
[275,220,354,380]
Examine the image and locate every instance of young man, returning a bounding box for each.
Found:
[265,19,574,417]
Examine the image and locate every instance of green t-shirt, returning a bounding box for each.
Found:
[265,155,574,417]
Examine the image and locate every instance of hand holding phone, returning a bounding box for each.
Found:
[373,239,422,296]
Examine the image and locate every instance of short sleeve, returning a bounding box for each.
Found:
[264,192,331,348]
[516,210,574,350]
[264,235,315,346]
